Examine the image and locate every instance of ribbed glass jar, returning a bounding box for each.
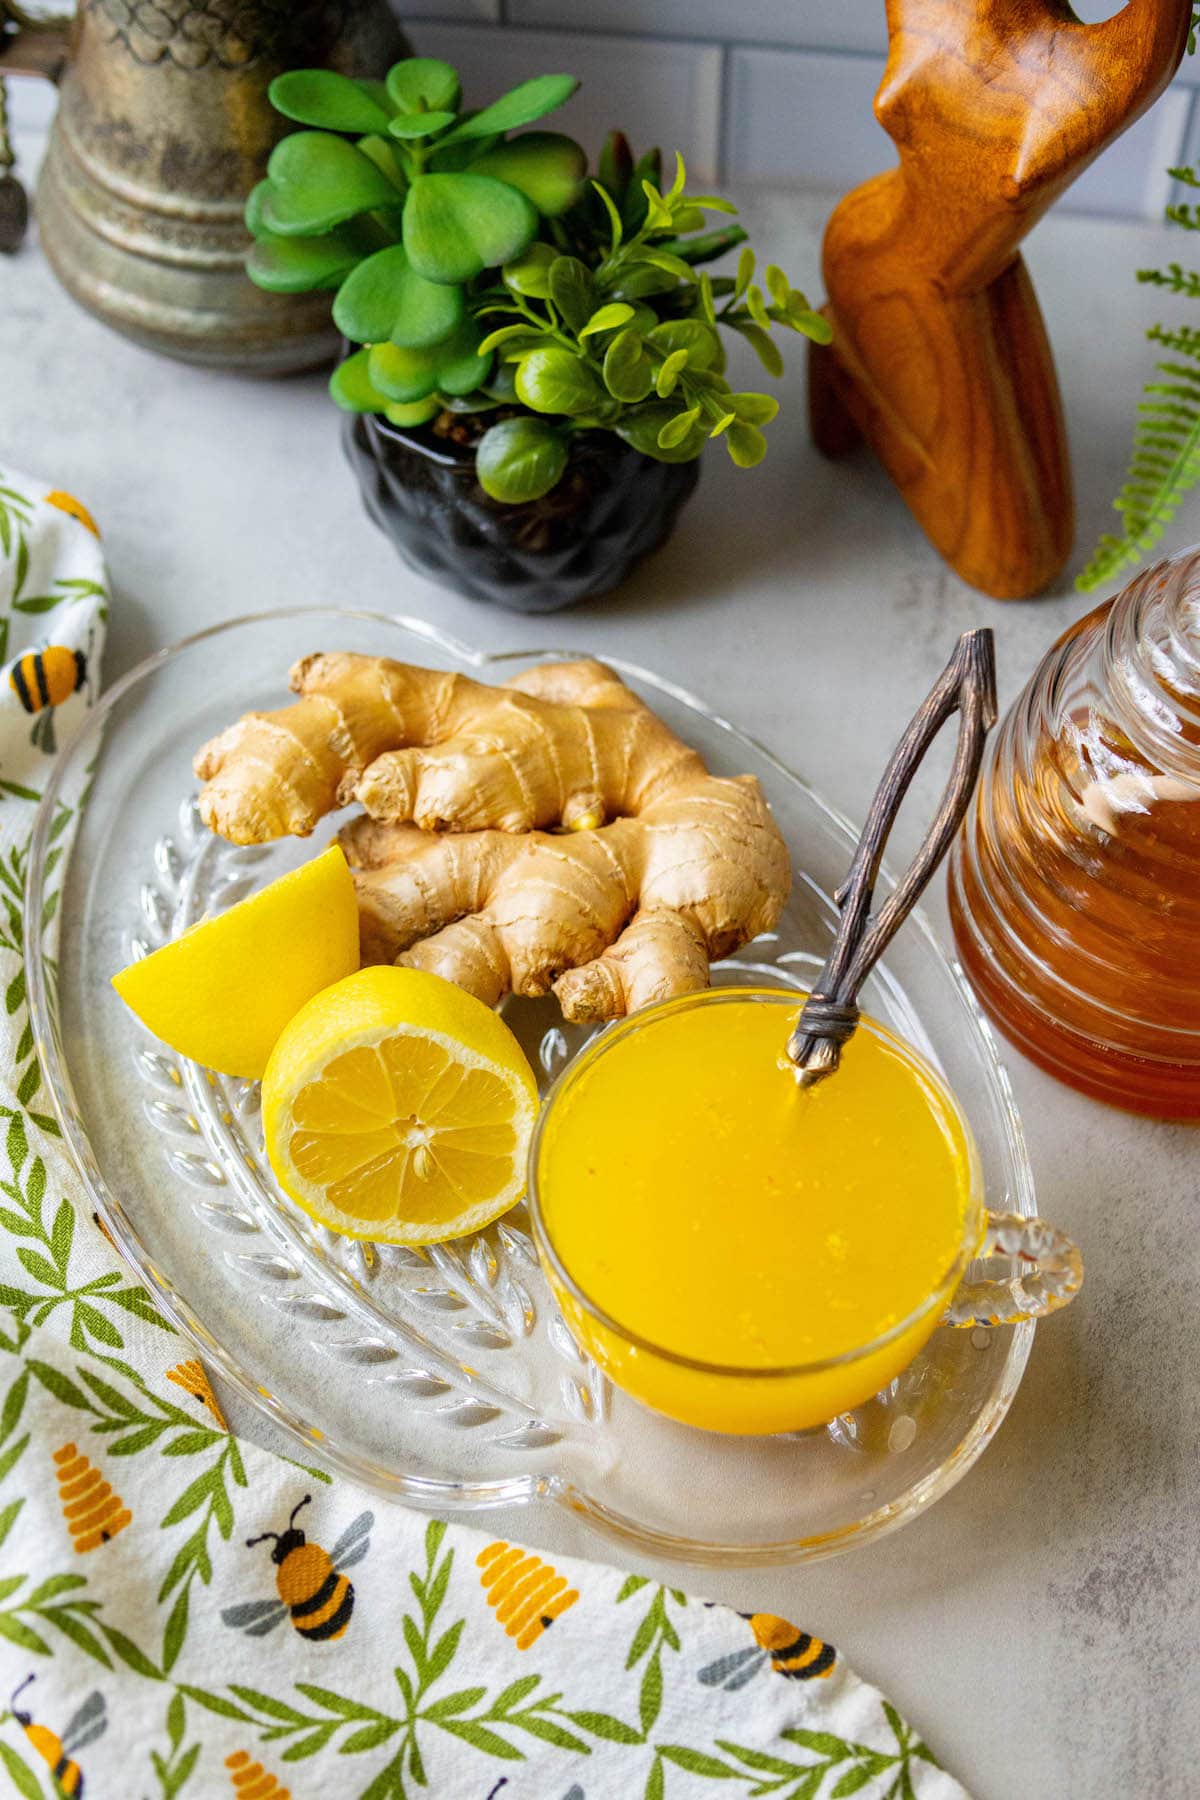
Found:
[949,548,1200,1117]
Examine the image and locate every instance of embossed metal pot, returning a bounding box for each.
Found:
[2,2,407,370]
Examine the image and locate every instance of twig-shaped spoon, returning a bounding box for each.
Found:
[787,628,997,1085]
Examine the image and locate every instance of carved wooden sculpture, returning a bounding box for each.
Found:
[812,0,1192,598]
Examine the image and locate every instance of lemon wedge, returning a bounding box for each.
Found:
[261,967,539,1244]
[112,844,359,1079]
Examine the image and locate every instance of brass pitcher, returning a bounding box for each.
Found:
[1,2,409,371]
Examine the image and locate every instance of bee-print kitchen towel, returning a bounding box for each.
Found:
[0,466,970,1799]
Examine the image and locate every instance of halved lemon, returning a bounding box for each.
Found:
[112,843,359,1079]
[261,966,539,1244]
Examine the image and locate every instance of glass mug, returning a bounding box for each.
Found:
[527,989,1081,1436]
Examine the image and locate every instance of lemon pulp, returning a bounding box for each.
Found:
[262,966,538,1244]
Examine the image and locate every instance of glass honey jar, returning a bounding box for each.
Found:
[949,549,1200,1118]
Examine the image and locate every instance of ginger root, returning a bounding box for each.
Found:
[194,654,791,1022]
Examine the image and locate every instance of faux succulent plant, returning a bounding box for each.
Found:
[247,57,832,502]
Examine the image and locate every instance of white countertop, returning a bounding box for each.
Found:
[5,169,1198,1799]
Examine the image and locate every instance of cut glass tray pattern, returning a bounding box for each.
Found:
[28,611,1035,1565]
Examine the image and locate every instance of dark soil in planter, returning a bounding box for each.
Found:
[343,409,701,614]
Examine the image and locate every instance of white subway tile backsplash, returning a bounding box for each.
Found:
[725,45,1191,222]
[1065,88,1192,219]
[5,74,55,150]
[1172,92,1200,210]
[6,5,1199,223]
[506,1,889,55]
[406,21,723,179]
[1159,50,1200,86]
[725,50,891,193]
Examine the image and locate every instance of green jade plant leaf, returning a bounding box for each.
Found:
[244,59,831,504]
[365,316,492,404]
[403,174,538,284]
[468,133,588,216]
[385,55,461,119]
[332,244,465,347]
[260,133,401,236]
[266,69,394,135]
[435,73,579,146]
[246,227,363,293]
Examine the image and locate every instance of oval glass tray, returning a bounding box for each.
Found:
[28,610,1035,1567]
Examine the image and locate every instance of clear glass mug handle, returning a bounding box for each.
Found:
[943,1211,1083,1327]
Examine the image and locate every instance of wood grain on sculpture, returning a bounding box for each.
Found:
[811,0,1192,599]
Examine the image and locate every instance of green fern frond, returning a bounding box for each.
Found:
[1138,262,1200,297]
[1077,339,1200,593]
[1150,360,1200,382]
[1136,399,1200,421]
[1147,322,1200,355]
[1124,461,1181,482]
[1147,386,1200,409]
[1078,143,1200,592]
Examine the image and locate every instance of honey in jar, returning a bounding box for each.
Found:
[949,549,1200,1117]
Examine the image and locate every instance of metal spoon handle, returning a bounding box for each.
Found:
[787,628,997,1085]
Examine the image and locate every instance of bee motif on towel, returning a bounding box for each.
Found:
[9,640,86,709]
[699,1612,837,1691]
[9,1676,107,1797]
[10,645,87,713]
[221,1495,372,1643]
[10,643,90,755]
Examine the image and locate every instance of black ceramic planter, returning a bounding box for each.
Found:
[343,411,701,614]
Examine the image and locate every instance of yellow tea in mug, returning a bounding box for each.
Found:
[531,989,978,1434]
